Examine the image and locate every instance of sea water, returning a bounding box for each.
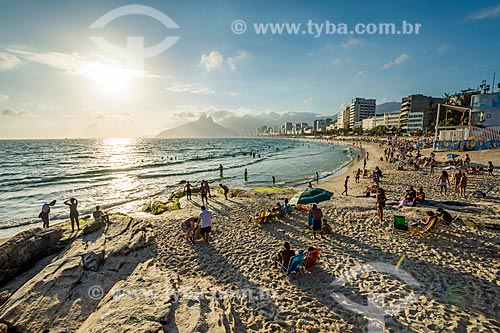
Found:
[0,137,354,236]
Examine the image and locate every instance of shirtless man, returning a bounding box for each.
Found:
[184,181,193,200]
[274,242,295,269]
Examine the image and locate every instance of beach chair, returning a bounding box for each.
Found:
[303,249,321,271]
[255,209,270,224]
[278,253,307,276]
[393,215,409,231]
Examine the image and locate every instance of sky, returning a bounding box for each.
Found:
[0,0,500,138]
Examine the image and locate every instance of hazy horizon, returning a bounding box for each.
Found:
[1,1,500,138]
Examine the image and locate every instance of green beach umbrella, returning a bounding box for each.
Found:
[289,187,333,205]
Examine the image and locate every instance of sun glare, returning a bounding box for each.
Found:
[82,63,136,97]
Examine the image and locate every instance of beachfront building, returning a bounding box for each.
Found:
[434,92,500,151]
[314,119,327,133]
[362,114,385,131]
[400,94,443,132]
[349,98,376,128]
[384,112,401,129]
[336,106,350,129]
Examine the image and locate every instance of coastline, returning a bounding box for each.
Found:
[1,137,499,332]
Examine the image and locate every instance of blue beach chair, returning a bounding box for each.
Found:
[280,253,307,276]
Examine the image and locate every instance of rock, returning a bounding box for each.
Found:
[0,216,155,333]
[82,221,105,235]
[0,323,8,333]
[0,228,63,286]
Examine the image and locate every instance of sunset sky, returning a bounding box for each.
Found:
[1,0,500,138]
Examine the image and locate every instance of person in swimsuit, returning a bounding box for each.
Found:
[64,198,80,232]
[93,205,109,223]
[39,200,56,228]
[184,181,193,200]
[219,184,229,199]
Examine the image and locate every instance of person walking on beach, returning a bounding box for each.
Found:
[64,198,80,232]
[376,188,387,221]
[341,176,349,195]
[219,164,223,177]
[219,184,229,199]
[184,181,193,200]
[39,200,56,228]
[272,176,276,185]
[438,171,450,195]
[244,169,248,181]
[198,206,212,244]
[355,169,361,183]
[453,170,463,193]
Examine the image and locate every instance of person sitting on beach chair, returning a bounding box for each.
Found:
[303,247,321,271]
[280,198,292,216]
[274,241,295,269]
[411,211,435,227]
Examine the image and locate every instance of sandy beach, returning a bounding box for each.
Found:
[0,139,499,332]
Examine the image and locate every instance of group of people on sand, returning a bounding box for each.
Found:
[39,198,109,232]
[184,180,230,204]
[437,170,468,197]
[273,242,320,272]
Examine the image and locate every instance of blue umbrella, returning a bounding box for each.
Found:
[290,188,333,205]
[445,154,460,160]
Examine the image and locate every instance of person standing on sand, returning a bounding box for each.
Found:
[64,198,80,232]
[376,188,386,221]
[316,172,319,184]
[459,173,468,197]
[453,170,462,193]
[39,200,56,228]
[200,182,209,205]
[198,206,212,244]
[184,181,193,200]
[363,158,367,170]
[355,169,361,183]
[487,161,494,176]
[310,204,323,239]
[244,169,248,181]
[341,176,349,195]
[438,171,450,195]
[219,164,223,177]
[272,176,276,185]
[219,184,229,199]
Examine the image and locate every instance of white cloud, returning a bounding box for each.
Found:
[225,91,240,96]
[7,48,160,79]
[380,54,409,70]
[437,43,449,55]
[227,50,250,71]
[342,38,364,48]
[165,83,215,95]
[199,51,224,72]
[466,4,500,21]
[3,109,32,117]
[356,71,364,77]
[0,53,21,70]
[0,94,9,102]
[304,97,313,104]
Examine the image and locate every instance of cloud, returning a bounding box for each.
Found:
[356,71,364,77]
[199,51,224,72]
[0,94,9,102]
[7,48,160,79]
[342,38,364,48]
[225,91,240,96]
[437,44,449,55]
[3,109,32,117]
[380,54,409,70]
[304,97,313,104]
[166,83,215,95]
[227,50,250,71]
[466,3,500,21]
[0,53,21,70]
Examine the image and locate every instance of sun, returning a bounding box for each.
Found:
[82,63,136,97]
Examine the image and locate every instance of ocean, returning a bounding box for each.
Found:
[0,137,354,237]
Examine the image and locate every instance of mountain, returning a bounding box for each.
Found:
[156,115,238,138]
[376,102,401,114]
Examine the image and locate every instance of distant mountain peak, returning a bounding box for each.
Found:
[156,115,237,138]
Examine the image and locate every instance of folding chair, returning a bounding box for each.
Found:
[278,253,307,276]
[394,215,409,231]
[303,249,321,271]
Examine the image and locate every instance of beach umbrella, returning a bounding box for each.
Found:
[289,188,333,205]
[444,154,460,160]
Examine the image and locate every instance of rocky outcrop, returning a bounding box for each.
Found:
[0,217,156,333]
[0,227,63,286]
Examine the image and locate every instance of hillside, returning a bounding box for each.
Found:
[156,115,238,138]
